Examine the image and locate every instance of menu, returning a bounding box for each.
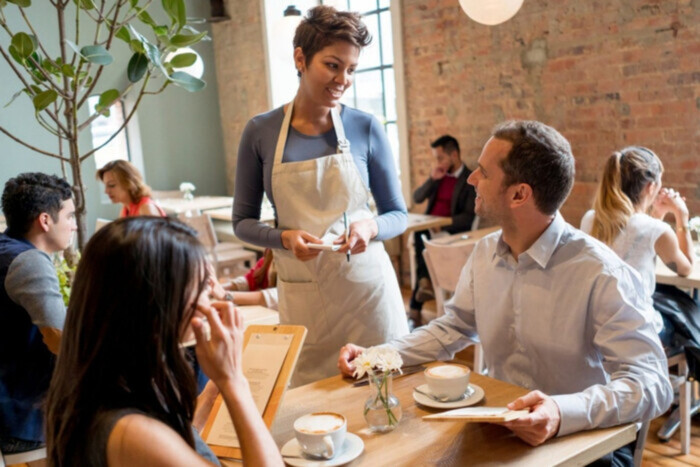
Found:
[205,332,293,447]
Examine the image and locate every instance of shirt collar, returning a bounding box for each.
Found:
[493,212,566,268]
[447,164,464,178]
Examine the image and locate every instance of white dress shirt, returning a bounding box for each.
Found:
[389,213,672,436]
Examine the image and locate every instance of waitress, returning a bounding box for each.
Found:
[233,5,409,385]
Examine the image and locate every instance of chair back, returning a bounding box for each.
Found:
[422,235,476,310]
[177,213,217,249]
[95,218,111,232]
[1,446,47,467]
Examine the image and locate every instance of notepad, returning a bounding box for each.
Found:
[307,243,341,251]
[423,407,529,422]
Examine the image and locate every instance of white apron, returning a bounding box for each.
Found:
[271,101,409,386]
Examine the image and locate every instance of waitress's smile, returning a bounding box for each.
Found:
[295,40,359,109]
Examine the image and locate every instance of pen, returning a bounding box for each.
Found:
[343,212,350,262]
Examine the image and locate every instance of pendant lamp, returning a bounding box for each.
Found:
[458,0,524,26]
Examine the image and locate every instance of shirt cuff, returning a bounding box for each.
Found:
[551,393,590,437]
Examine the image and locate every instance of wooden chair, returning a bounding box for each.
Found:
[0,446,47,467]
[633,419,650,467]
[177,213,257,277]
[95,217,111,232]
[657,352,693,454]
[422,235,484,374]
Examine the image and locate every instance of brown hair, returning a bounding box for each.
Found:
[590,147,663,245]
[492,120,575,215]
[96,160,151,203]
[293,5,371,76]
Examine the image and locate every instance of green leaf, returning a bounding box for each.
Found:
[11,32,35,58]
[73,0,94,10]
[168,52,196,68]
[94,88,119,113]
[127,24,167,76]
[138,10,156,27]
[129,0,138,7]
[61,64,75,77]
[32,89,57,111]
[129,39,144,54]
[153,25,168,36]
[7,0,31,7]
[169,71,205,92]
[169,31,207,48]
[29,84,42,94]
[115,26,131,43]
[127,52,148,82]
[64,39,84,59]
[162,0,186,30]
[80,45,113,65]
[8,45,23,64]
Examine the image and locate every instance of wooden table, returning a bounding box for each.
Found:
[261,365,636,466]
[156,196,233,215]
[239,305,279,328]
[655,256,700,291]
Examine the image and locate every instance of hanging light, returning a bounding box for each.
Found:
[272,5,303,61]
[458,0,524,26]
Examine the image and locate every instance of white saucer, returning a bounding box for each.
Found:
[281,432,364,466]
[413,383,485,409]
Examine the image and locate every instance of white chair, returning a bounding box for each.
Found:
[0,446,47,467]
[422,235,484,374]
[177,213,257,277]
[633,419,650,467]
[657,352,693,454]
[95,217,111,232]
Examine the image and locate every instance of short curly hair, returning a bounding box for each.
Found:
[293,5,371,76]
[2,172,73,237]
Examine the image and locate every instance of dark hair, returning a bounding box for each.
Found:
[96,160,151,203]
[590,146,663,245]
[293,5,371,76]
[1,172,72,237]
[46,217,208,466]
[492,121,575,215]
[431,135,460,155]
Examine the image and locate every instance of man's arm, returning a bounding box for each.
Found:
[445,180,477,234]
[6,249,66,354]
[413,177,439,205]
[550,267,673,437]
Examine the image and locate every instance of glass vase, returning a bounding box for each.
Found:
[364,372,402,433]
[183,190,194,201]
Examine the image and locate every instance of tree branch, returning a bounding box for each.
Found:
[0,126,68,161]
[19,7,61,72]
[80,72,151,162]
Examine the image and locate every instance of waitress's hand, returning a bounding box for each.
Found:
[335,218,378,255]
[281,229,322,261]
[192,301,245,387]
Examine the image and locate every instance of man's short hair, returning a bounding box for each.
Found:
[492,121,575,215]
[1,173,73,237]
[430,135,460,155]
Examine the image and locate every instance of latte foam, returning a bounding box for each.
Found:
[426,364,470,379]
[294,413,345,434]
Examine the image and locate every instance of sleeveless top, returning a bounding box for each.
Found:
[83,408,220,466]
[120,196,166,218]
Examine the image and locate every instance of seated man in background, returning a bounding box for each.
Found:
[410,135,476,325]
[339,121,672,465]
[0,173,75,453]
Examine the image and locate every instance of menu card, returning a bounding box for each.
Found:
[424,407,529,422]
[206,332,293,447]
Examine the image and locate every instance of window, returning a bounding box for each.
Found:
[87,96,132,169]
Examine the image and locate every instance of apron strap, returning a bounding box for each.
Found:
[273,101,351,167]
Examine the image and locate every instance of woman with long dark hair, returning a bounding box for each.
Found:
[46,217,281,466]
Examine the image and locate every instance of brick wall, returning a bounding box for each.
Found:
[211,0,269,193]
[401,0,699,227]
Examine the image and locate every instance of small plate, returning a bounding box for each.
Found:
[413,383,485,409]
[281,432,364,466]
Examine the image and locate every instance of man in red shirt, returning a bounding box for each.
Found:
[410,135,476,326]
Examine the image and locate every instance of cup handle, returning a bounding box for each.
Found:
[322,435,335,459]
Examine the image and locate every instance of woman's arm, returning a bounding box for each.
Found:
[653,188,694,275]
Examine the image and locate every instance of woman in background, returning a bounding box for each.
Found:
[232,6,408,385]
[46,217,281,466]
[581,146,696,344]
[97,160,166,217]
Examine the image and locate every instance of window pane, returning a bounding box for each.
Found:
[386,122,400,174]
[383,68,396,121]
[359,13,380,70]
[379,10,393,66]
[349,0,377,13]
[378,0,390,8]
[88,96,130,169]
[341,85,356,108]
[353,70,384,120]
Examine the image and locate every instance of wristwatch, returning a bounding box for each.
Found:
[224,292,235,302]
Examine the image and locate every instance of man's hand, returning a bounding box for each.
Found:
[430,164,447,181]
[337,343,366,376]
[499,390,561,446]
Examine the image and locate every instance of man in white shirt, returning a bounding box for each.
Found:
[338,121,672,462]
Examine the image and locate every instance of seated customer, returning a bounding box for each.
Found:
[46,217,282,466]
[409,135,476,324]
[339,121,672,463]
[1,173,75,453]
[97,160,166,217]
[581,146,696,345]
[222,248,278,309]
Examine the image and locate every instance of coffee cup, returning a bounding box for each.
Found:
[424,364,471,401]
[293,412,346,459]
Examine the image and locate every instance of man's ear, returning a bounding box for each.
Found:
[37,212,52,233]
[510,183,533,208]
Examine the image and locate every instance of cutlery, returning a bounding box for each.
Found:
[414,385,474,403]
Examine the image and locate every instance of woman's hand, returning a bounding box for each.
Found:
[335,218,378,255]
[205,262,227,300]
[281,229,322,261]
[653,187,689,222]
[193,301,245,387]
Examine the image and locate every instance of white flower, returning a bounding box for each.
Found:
[179,182,196,193]
[353,345,403,379]
[689,216,700,234]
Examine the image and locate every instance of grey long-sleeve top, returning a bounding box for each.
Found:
[233,105,407,249]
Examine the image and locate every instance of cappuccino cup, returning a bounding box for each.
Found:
[293,412,346,459]
[424,364,471,401]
